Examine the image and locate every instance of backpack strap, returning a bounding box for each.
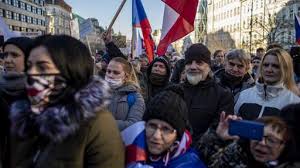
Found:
[127,92,136,109]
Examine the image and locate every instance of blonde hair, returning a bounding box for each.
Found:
[259,48,300,95]
[110,57,140,89]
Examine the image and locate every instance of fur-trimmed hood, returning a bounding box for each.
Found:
[10,76,111,143]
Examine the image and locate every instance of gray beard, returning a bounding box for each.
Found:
[186,73,204,85]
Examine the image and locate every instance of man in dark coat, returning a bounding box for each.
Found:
[144,56,171,104]
[181,43,234,142]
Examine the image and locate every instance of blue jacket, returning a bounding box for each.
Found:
[148,148,207,168]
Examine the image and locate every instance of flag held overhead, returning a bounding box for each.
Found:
[157,0,199,56]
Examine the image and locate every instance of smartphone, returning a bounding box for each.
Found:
[229,120,264,141]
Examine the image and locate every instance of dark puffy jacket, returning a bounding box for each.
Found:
[148,149,207,168]
[215,69,255,103]
[170,59,185,84]
[181,77,234,141]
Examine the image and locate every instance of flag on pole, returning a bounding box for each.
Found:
[157,0,199,56]
[132,0,155,62]
[295,15,300,45]
[0,16,20,40]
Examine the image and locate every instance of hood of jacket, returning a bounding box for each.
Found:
[10,76,111,143]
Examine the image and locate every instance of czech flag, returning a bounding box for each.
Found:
[133,0,155,62]
[295,15,300,45]
[121,121,147,165]
[157,0,199,56]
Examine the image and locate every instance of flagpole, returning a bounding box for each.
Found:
[131,27,135,60]
[107,0,127,33]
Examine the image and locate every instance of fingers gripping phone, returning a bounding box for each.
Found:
[229,120,264,141]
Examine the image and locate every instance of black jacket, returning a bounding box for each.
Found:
[215,69,255,103]
[105,42,127,61]
[181,77,234,141]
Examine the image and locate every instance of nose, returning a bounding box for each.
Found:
[258,138,267,146]
[27,66,38,75]
[190,61,198,69]
[152,129,162,139]
[4,54,13,63]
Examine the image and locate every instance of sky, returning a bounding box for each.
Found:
[65,0,164,37]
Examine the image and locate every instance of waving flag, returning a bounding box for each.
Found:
[157,0,199,56]
[295,15,300,45]
[0,16,20,40]
[132,0,155,62]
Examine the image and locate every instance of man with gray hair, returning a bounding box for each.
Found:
[215,49,255,103]
[181,43,234,142]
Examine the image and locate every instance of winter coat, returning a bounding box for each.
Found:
[235,81,300,120]
[122,122,207,168]
[196,128,300,168]
[0,73,27,168]
[108,84,145,131]
[170,59,185,84]
[215,69,255,103]
[181,78,234,141]
[147,149,207,168]
[10,77,125,168]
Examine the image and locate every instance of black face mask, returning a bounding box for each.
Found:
[224,71,244,85]
[149,73,167,86]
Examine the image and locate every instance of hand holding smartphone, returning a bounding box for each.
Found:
[229,120,264,141]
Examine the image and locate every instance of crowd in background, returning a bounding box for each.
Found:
[0,31,300,168]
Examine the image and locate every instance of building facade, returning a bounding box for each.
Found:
[206,0,300,52]
[0,0,46,33]
[45,0,71,35]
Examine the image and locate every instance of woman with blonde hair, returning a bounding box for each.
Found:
[105,57,145,131]
[235,48,300,120]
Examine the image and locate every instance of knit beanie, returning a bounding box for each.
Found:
[147,56,171,79]
[184,43,211,66]
[143,85,188,139]
[3,37,33,58]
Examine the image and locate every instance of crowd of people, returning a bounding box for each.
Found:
[0,32,299,168]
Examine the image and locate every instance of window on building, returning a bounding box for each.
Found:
[13,0,19,7]
[20,2,25,9]
[5,0,11,5]
[5,10,12,19]
[26,4,31,12]
[13,12,19,20]
[27,16,32,23]
[298,7,300,17]
[21,14,26,22]
[0,9,3,17]
[33,18,37,24]
[32,6,36,13]
[9,25,13,30]
[21,27,26,32]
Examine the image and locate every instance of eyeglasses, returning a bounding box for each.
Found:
[255,135,284,147]
[146,122,176,136]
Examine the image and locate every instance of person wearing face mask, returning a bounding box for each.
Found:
[197,112,296,168]
[144,56,171,104]
[180,43,234,142]
[105,57,145,131]
[0,37,32,168]
[235,48,300,120]
[215,49,255,103]
[10,35,124,168]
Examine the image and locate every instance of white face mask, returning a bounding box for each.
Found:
[105,76,124,89]
[186,73,204,85]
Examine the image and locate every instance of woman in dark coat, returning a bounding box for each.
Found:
[10,35,124,168]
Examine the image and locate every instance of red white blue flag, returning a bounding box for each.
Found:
[157,0,199,56]
[295,15,300,45]
[132,0,155,62]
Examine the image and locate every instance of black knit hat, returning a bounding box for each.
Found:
[143,85,188,139]
[3,37,33,58]
[147,56,171,78]
[184,43,211,66]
